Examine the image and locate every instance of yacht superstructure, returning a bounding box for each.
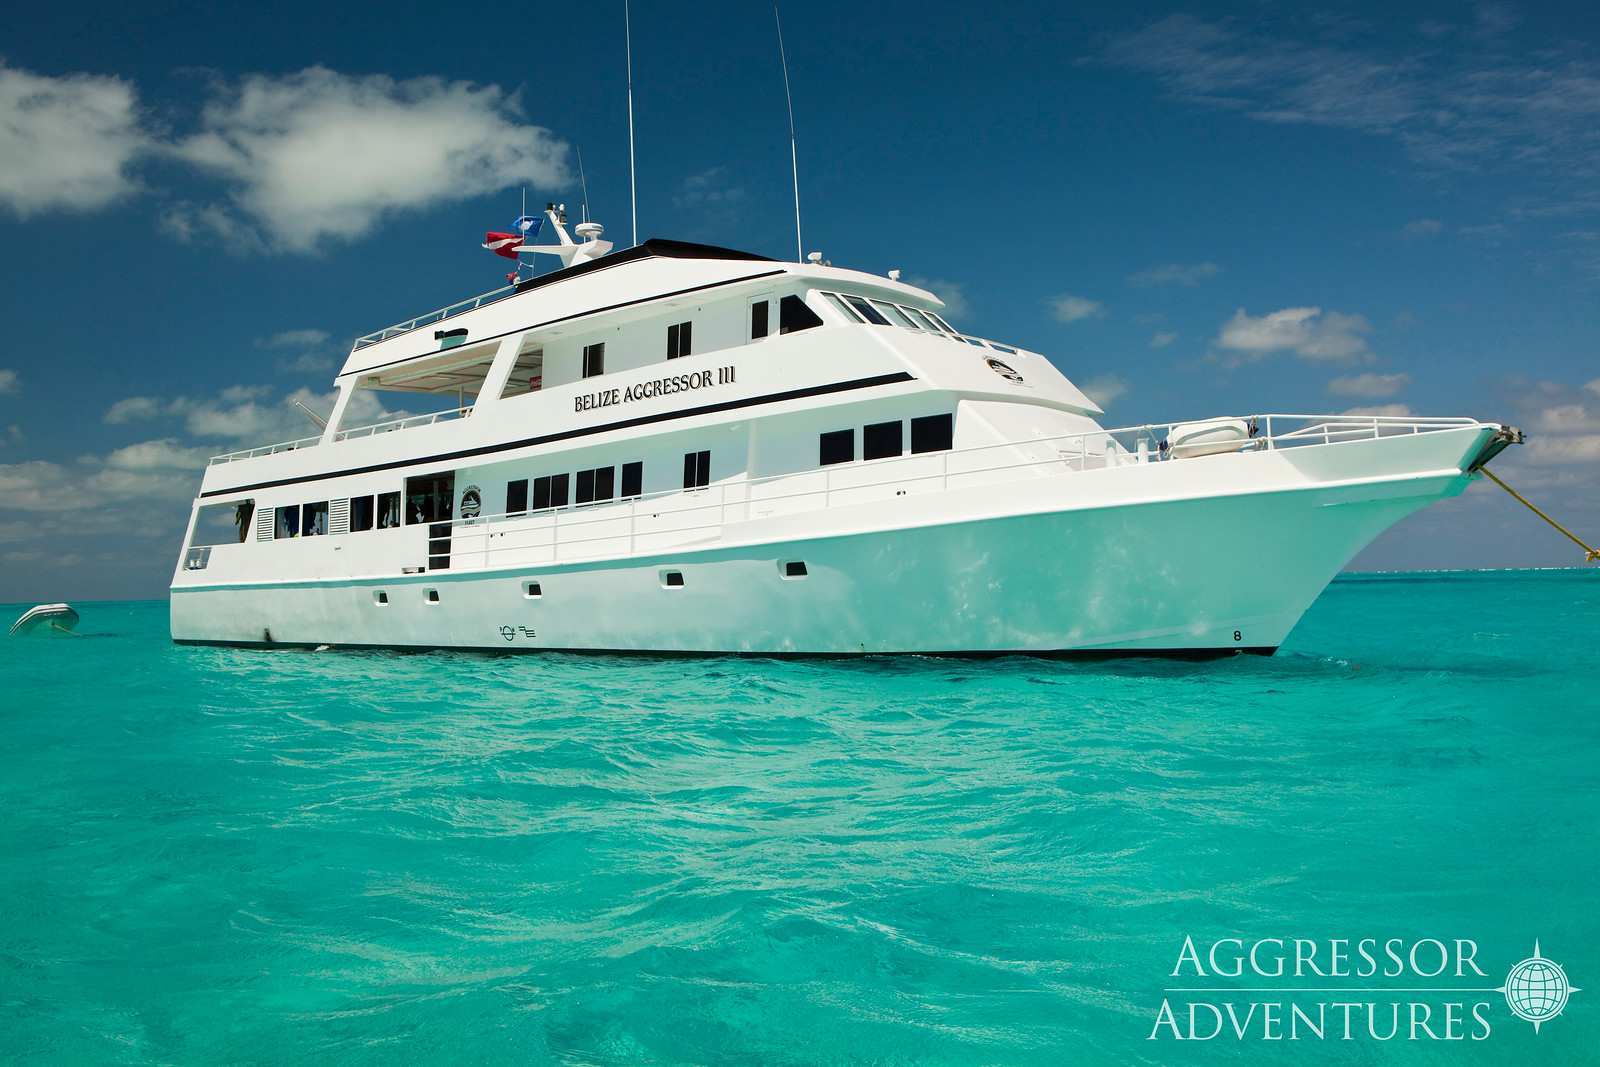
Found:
[170,209,1519,654]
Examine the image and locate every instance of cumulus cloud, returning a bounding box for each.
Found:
[1328,372,1411,398]
[1150,331,1178,348]
[256,328,339,374]
[1050,294,1105,323]
[903,276,970,320]
[1128,262,1220,287]
[103,383,401,445]
[0,64,148,217]
[1078,374,1130,406]
[257,328,331,349]
[170,67,568,251]
[0,369,17,394]
[672,166,746,211]
[1215,306,1374,364]
[1341,404,1414,417]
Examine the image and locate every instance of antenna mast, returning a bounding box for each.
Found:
[774,2,802,262]
[577,146,591,223]
[625,0,638,246]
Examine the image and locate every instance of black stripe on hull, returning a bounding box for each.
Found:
[173,639,1279,660]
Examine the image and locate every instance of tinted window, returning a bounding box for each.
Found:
[911,414,955,454]
[928,311,959,334]
[779,294,823,333]
[621,461,643,498]
[576,467,614,505]
[872,300,917,329]
[683,450,710,489]
[301,501,327,537]
[863,420,903,461]
[274,504,299,539]
[666,321,693,359]
[844,296,889,325]
[819,429,854,466]
[349,495,375,532]
[377,491,401,529]
[900,306,940,332]
[405,473,453,525]
[576,468,595,505]
[582,342,605,378]
[751,300,769,339]
[550,473,569,508]
[824,292,861,322]
[506,478,528,514]
[532,475,551,511]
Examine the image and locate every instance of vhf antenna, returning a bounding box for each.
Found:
[625,0,638,246]
[577,145,591,223]
[774,2,802,262]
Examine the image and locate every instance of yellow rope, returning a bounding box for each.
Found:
[1479,466,1600,563]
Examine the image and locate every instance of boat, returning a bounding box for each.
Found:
[169,206,1520,655]
[10,603,80,637]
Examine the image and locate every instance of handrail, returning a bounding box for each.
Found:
[208,434,323,465]
[334,405,472,441]
[352,283,521,350]
[443,413,1489,566]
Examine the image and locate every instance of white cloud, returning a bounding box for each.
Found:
[1050,294,1105,323]
[1342,404,1414,417]
[256,328,339,374]
[1128,262,1220,287]
[0,64,147,218]
[1215,306,1373,364]
[1584,378,1600,398]
[1328,372,1411,398]
[257,328,331,350]
[672,166,746,211]
[102,438,215,471]
[904,276,970,320]
[1150,331,1178,348]
[1078,374,1130,406]
[172,67,568,251]
[1403,218,1444,237]
[105,396,163,424]
[0,369,16,394]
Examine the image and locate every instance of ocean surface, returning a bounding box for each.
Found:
[2,570,1595,1064]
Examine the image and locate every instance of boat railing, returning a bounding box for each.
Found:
[444,413,1487,567]
[352,283,521,350]
[208,434,324,466]
[334,405,473,441]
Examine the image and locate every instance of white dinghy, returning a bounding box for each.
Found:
[8,603,80,637]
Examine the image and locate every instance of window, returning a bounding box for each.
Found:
[374,590,388,605]
[274,504,300,539]
[864,420,903,461]
[426,588,440,604]
[300,501,329,536]
[350,495,375,532]
[751,300,770,339]
[662,570,685,588]
[377,491,402,529]
[405,473,454,525]
[501,343,544,398]
[576,466,614,505]
[683,450,710,490]
[524,581,542,598]
[532,473,569,510]
[189,500,255,547]
[844,296,890,325]
[780,294,824,333]
[900,306,941,332]
[666,321,693,359]
[872,300,918,329]
[621,461,643,498]
[911,414,955,454]
[506,479,528,514]
[819,429,854,466]
[928,311,959,334]
[782,560,808,579]
[582,342,606,378]
[824,292,862,322]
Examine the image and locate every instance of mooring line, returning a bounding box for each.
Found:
[1479,466,1600,563]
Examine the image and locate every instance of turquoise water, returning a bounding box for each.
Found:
[2,571,1596,1064]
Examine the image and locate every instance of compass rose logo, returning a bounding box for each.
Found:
[1499,942,1580,1033]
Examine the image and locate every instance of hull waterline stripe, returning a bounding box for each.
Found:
[345,267,788,378]
[202,371,916,497]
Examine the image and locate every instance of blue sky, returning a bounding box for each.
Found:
[2,0,1597,602]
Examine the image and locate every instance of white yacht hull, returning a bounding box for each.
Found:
[170,440,1478,656]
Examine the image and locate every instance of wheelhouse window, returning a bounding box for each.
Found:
[750,300,770,340]
[377,491,402,529]
[666,321,693,359]
[683,450,710,489]
[532,473,569,510]
[900,306,941,332]
[350,495,375,532]
[819,429,854,466]
[823,293,861,322]
[863,420,903,461]
[301,501,329,536]
[844,295,890,325]
[871,300,919,329]
[576,466,614,505]
[911,413,955,454]
[621,461,643,499]
[405,473,454,525]
[274,504,300,539]
[779,294,824,333]
[928,311,959,334]
[188,500,255,547]
[506,479,529,514]
[582,342,606,378]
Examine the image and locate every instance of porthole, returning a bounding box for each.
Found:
[780,560,808,580]
[426,588,440,604]
[524,581,542,599]
[373,590,388,605]
[661,570,685,589]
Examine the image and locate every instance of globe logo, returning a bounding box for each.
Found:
[1500,942,1580,1033]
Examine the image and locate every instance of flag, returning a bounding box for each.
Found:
[483,231,521,259]
[512,215,544,238]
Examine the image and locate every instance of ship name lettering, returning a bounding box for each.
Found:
[575,365,736,413]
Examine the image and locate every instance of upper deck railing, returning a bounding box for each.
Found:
[441,413,1487,568]
[352,282,522,351]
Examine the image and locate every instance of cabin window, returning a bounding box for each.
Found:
[405,473,454,525]
[661,570,685,588]
[900,306,940,332]
[576,466,614,505]
[683,450,710,490]
[872,300,918,329]
[844,296,889,326]
[666,321,693,359]
[750,300,770,339]
[532,473,569,510]
[782,560,808,579]
[524,581,542,598]
[301,501,329,536]
[928,311,959,335]
[189,500,256,547]
[819,429,854,466]
[350,495,375,532]
[780,294,824,333]
[426,588,440,604]
[864,420,903,461]
[274,504,300,539]
[506,479,529,515]
[823,292,862,322]
[377,491,401,529]
[374,590,388,605]
[911,414,955,454]
[582,342,606,378]
[621,461,643,498]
